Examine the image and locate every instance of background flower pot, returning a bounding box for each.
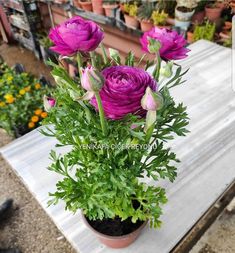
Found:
[175,6,195,22]
[192,10,205,23]
[79,1,92,12]
[82,214,148,248]
[92,0,104,15]
[103,4,118,17]
[124,14,139,29]
[140,19,153,32]
[73,0,81,8]
[187,31,194,44]
[205,5,222,22]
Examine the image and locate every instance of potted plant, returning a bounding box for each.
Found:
[151,10,169,28]
[205,2,223,22]
[192,0,207,24]
[39,35,54,63]
[103,0,118,17]
[92,0,104,15]
[193,20,216,42]
[137,1,155,32]
[43,16,190,248]
[123,2,139,29]
[187,25,194,43]
[175,0,199,30]
[79,0,92,12]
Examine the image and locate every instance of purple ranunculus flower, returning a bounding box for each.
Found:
[140,27,190,60]
[90,66,157,120]
[49,16,104,56]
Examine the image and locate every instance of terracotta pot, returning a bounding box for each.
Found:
[205,6,222,22]
[91,0,104,15]
[73,0,81,8]
[103,4,118,17]
[82,214,148,248]
[140,19,153,32]
[120,3,125,13]
[223,21,232,31]
[192,11,205,24]
[79,1,92,12]
[124,14,139,29]
[187,31,194,44]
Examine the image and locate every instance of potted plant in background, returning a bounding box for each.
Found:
[192,0,207,24]
[103,0,118,17]
[137,1,155,32]
[92,0,104,15]
[175,0,199,30]
[44,16,190,248]
[39,34,54,63]
[123,2,139,29]
[193,20,216,42]
[79,0,92,12]
[156,0,177,25]
[151,10,169,28]
[205,1,223,22]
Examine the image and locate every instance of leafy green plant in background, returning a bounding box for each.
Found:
[137,1,155,21]
[124,2,138,17]
[193,21,216,41]
[157,0,177,17]
[151,10,168,26]
[0,64,51,137]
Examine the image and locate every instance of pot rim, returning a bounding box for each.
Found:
[81,213,148,240]
[102,3,118,8]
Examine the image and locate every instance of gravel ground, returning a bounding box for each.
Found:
[190,210,235,253]
[0,129,76,253]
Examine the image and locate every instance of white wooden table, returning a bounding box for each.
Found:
[1,40,234,253]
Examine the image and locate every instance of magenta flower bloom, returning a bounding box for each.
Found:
[140,27,190,60]
[91,66,157,120]
[49,16,104,56]
[43,95,56,112]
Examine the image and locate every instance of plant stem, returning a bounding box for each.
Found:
[100,43,108,64]
[95,92,107,136]
[90,51,96,68]
[152,52,161,82]
[77,53,82,80]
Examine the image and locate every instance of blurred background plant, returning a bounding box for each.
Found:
[0,63,51,137]
[193,20,216,41]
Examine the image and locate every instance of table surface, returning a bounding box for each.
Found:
[1,40,234,253]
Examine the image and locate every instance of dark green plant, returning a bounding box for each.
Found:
[193,21,216,41]
[137,2,155,20]
[157,0,177,17]
[195,0,208,12]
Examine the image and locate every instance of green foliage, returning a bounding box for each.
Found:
[124,3,138,17]
[137,2,155,21]
[193,21,216,41]
[151,10,168,26]
[0,63,51,137]
[42,49,189,228]
[157,0,177,17]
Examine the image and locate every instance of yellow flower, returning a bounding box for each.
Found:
[35,109,42,116]
[4,94,13,100]
[35,83,41,90]
[6,97,15,104]
[19,89,26,95]
[0,101,5,107]
[24,86,31,92]
[31,115,39,123]
[7,76,13,82]
[41,111,48,119]
[28,122,35,128]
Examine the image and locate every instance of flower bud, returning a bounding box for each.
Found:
[147,38,161,54]
[141,87,163,111]
[43,95,56,112]
[81,66,105,92]
[160,61,173,78]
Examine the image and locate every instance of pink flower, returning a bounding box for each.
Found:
[140,27,190,60]
[141,87,163,111]
[43,95,56,112]
[90,66,157,120]
[49,16,104,56]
